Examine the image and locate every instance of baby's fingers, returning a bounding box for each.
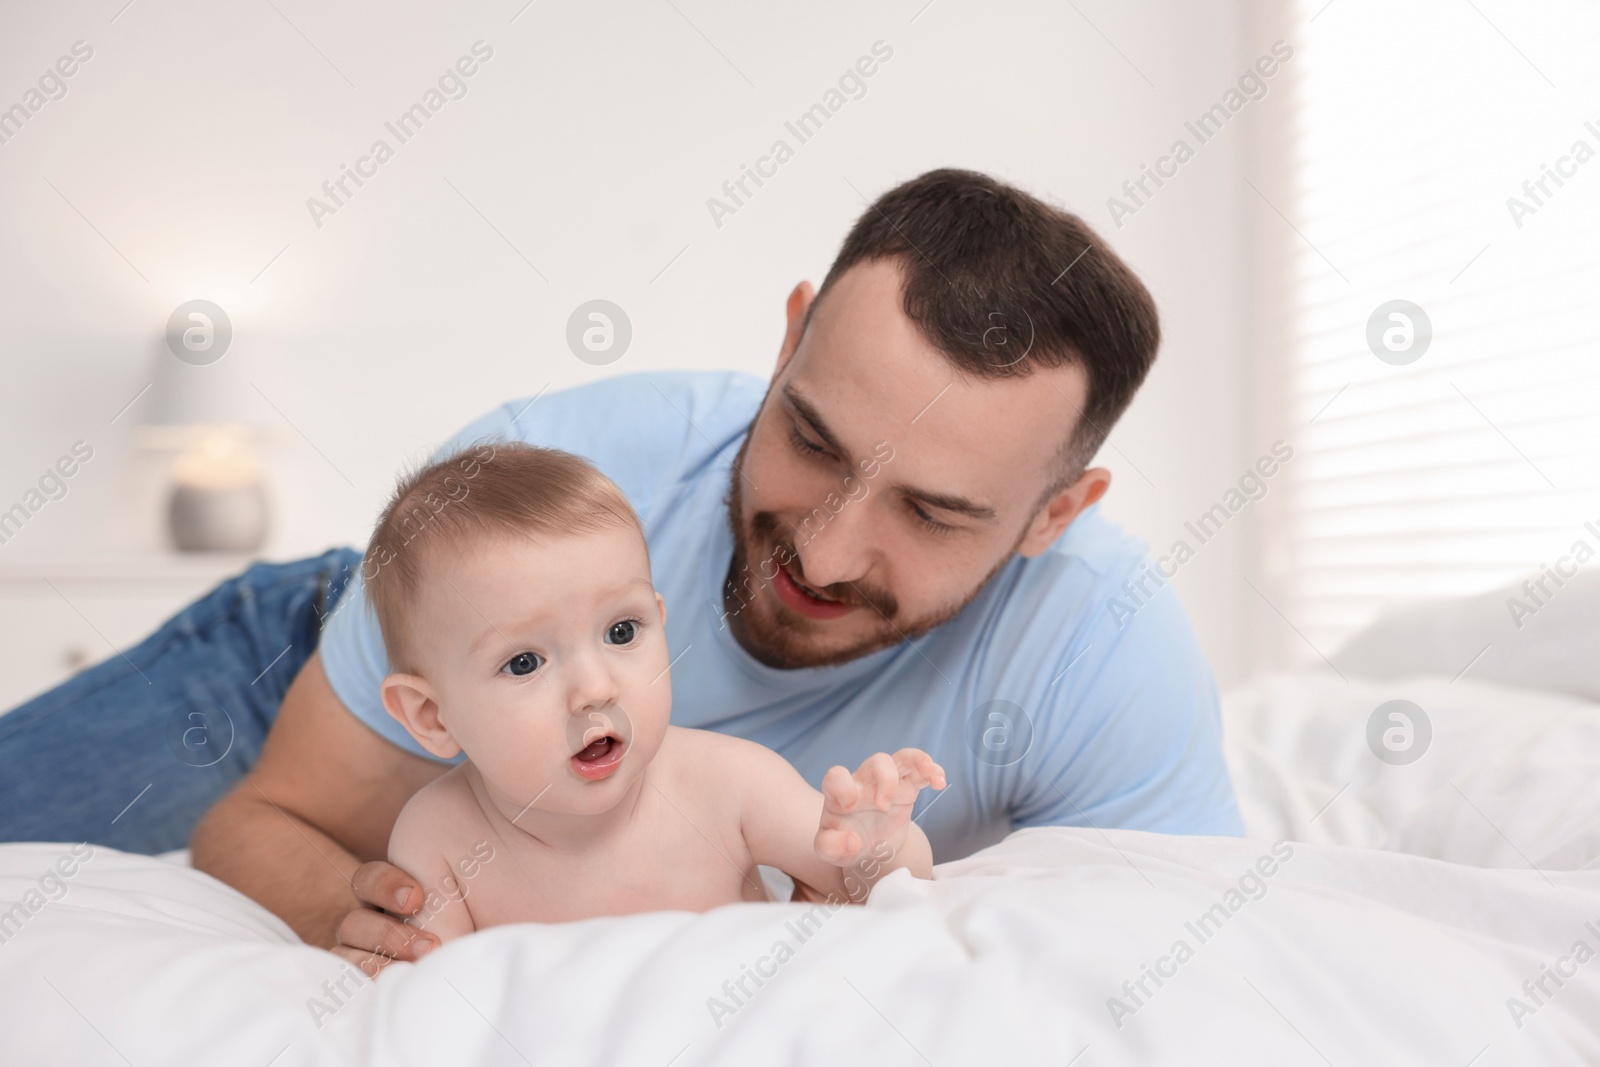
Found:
[821,764,861,813]
[815,826,862,865]
[892,748,947,791]
[858,752,899,811]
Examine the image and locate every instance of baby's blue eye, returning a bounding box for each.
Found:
[501,652,543,677]
[606,620,638,645]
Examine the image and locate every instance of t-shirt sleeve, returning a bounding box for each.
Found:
[1009,569,1245,838]
[317,568,437,756]
[317,371,761,758]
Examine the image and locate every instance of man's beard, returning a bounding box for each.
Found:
[719,428,1015,670]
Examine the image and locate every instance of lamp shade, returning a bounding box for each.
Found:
[141,333,281,428]
[137,334,284,452]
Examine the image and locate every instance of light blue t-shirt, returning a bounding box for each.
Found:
[320,371,1242,859]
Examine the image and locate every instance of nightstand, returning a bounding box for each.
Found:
[0,555,260,714]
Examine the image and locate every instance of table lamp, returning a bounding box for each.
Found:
[137,334,275,553]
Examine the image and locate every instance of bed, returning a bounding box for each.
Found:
[5,585,1599,1065]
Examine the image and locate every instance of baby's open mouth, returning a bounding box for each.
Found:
[571,733,626,780]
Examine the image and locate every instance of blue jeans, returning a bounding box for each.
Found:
[0,548,361,853]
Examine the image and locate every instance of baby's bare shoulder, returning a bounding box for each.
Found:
[389,765,488,865]
[655,726,796,789]
[658,724,770,760]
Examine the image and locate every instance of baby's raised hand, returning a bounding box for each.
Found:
[815,749,946,868]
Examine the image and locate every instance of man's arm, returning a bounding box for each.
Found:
[190,651,445,964]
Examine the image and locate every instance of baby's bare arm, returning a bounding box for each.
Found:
[731,738,938,903]
[812,750,942,882]
[387,774,484,944]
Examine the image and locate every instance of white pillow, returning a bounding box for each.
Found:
[1330,567,1600,700]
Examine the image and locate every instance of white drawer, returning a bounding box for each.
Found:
[0,563,249,714]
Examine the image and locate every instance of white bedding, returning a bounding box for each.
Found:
[5,672,1600,1065]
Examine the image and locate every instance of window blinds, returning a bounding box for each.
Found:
[1259,0,1600,661]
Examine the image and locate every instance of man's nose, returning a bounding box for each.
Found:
[789,494,874,591]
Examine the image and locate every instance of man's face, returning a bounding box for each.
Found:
[724,258,1100,669]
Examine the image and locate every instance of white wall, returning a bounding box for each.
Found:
[0,0,1263,682]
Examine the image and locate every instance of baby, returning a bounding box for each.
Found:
[368,442,945,941]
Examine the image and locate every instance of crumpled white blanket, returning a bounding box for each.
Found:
[2,671,1598,1065]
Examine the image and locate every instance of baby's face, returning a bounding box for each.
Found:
[408,524,671,818]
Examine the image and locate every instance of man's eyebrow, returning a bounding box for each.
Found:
[783,383,996,523]
[781,384,849,456]
[898,484,997,522]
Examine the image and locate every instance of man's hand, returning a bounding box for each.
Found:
[815,748,945,867]
[190,652,446,958]
[330,861,438,974]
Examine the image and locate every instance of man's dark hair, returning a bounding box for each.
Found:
[816,168,1160,486]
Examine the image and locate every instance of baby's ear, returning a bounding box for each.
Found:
[381,673,461,759]
[655,591,667,625]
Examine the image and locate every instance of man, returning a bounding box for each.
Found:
[0,169,1240,972]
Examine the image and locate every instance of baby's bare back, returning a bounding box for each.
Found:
[391,728,772,936]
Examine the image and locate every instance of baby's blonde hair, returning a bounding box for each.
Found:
[362,441,642,671]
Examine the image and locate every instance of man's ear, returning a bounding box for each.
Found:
[773,280,816,376]
[1016,467,1112,558]
[380,673,461,760]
